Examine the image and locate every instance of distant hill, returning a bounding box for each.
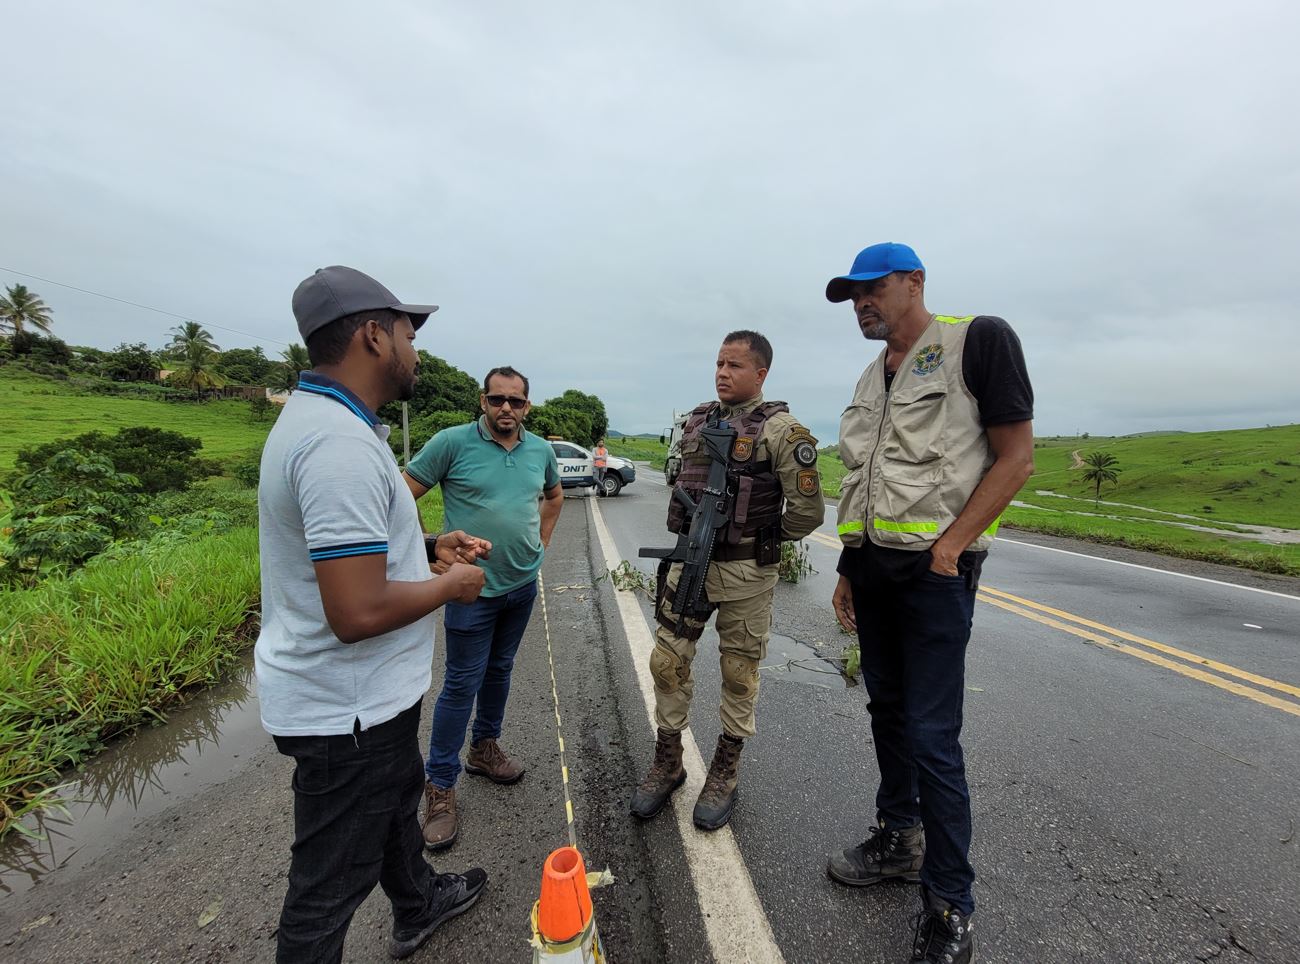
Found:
[608,430,662,439]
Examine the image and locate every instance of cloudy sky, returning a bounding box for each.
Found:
[5,1,1298,440]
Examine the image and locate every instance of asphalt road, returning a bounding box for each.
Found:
[596,467,1300,963]
[2,472,1297,962]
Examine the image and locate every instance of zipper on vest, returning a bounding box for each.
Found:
[863,372,891,535]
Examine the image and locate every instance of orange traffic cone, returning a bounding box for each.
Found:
[530,847,608,962]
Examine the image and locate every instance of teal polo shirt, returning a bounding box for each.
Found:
[406,417,560,597]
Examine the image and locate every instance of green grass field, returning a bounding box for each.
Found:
[0,369,274,471]
[607,436,670,463]
[1026,426,1300,529]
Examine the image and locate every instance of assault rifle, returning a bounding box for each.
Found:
[639,420,736,637]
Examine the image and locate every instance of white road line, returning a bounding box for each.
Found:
[589,498,785,964]
[998,538,1300,602]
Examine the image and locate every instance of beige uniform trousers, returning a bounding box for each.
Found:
[651,558,778,739]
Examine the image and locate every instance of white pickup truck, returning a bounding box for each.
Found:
[547,439,637,497]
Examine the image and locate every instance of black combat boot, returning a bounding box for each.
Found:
[827,821,924,887]
[909,887,974,963]
[692,734,743,831]
[630,728,686,819]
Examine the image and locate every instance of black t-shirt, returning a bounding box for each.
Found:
[838,315,1033,586]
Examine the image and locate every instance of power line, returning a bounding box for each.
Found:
[0,266,293,348]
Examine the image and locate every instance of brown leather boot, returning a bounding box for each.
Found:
[630,728,686,820]
[421,783,457,851]
[465,737,525,785]
[692,734,743,831]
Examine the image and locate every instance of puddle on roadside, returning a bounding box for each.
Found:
[0,653,269,899]
[761,632,857,688]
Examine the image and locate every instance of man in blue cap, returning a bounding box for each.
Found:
[823,244,1035,964]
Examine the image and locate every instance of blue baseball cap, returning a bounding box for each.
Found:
[825,242,925,303]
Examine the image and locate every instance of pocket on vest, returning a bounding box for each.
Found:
[835,468,867,547]
[874,461,943,545]
[882,383,947,464]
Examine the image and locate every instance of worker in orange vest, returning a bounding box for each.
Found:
[593,440,609,495]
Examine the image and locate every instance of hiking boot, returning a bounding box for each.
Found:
[388,867,488,959]
[827,822,924,887]
[465,737,525,785]
[909,888,974,963]
[692,734,743,831]
[421,783,458,851]
[630,728,686,819]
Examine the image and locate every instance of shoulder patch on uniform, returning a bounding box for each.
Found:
[912,344,945,376]
[732,436,754,461]
[793,441,817,467]
[785,425,816,445]
[797,469,819,496]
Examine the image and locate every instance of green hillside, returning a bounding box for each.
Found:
[0,370,272,472]
[1025,426,1300,529]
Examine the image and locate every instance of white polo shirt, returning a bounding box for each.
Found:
[254,371,433,736]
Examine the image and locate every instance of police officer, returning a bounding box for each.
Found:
[631,330,825,831]
[823,243,1034,964]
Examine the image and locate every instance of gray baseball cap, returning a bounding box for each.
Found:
[291,265,439,342]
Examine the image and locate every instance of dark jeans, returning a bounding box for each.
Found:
[851,567,978,915]
[425,579,538,788]
[272,701,436,963]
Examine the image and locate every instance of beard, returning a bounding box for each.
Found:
[859,318,889,340]
[389,355,418,401]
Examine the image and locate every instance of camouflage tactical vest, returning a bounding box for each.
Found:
[667,400,787,544]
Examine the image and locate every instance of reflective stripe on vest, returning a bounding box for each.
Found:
[838,514,1000,538]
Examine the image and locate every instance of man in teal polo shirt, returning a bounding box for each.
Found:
[403,365,563,850]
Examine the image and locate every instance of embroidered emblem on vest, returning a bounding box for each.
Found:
[912,344,944,376]
[797,469,819,496]
[793,441,817,467]
[732,436,754,461]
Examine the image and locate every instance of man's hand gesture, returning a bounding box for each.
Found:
[429,530,492,574]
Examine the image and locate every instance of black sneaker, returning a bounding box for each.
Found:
[827,822,924,887]
[909,888,974,963]
[388,868,488,959]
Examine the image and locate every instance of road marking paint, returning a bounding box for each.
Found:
[1244,623,1262,629]
[980,594,1300,719]
[980,586,1300,701]
[807,531,842,550]
[997,538,1300,602]
[589,498,785,964]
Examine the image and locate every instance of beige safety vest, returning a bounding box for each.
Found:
[836,315,1000,552]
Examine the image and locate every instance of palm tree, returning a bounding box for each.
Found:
[1080,451,1120,504]
[271,343,310,392]
[0,284,55,335]
[165,320,219,359]
[166,339,227,391]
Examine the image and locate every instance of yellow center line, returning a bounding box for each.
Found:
[979,595,1300,719]
[797,531,1299,716]
[980,585,1300,701]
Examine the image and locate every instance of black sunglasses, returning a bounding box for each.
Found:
[485,394,528,410]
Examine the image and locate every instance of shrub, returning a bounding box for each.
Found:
[13,426,219,494]
[2,449,144,578]
[103,342,161,382]
[232,450,262,488]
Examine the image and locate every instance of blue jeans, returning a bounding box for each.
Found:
[425,579,538,788]
[851,567,978,915]
[272,701,436,963]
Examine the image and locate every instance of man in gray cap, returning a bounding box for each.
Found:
[256,265,491,962]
